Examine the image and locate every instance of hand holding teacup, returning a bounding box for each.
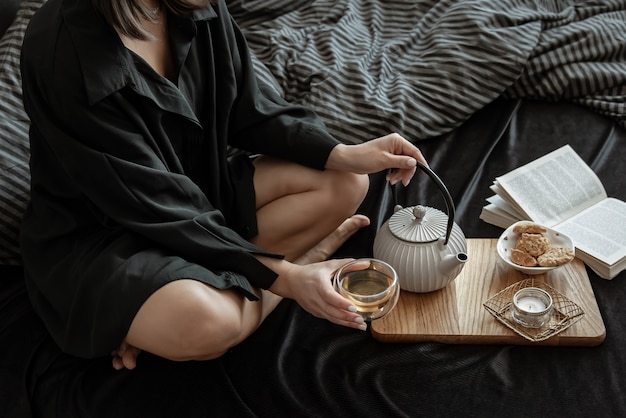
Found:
[333,258,400,321]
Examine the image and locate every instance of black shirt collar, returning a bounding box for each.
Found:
[61,0,216,104]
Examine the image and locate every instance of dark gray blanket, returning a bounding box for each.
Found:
[230,0,626,144]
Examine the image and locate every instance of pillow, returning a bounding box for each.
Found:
[0,0,46,265]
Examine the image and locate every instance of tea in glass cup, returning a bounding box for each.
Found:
[333,258,399,321]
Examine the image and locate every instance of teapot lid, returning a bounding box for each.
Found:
[388,205,448,243]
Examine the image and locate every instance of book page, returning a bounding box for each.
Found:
[486,195,524,219]
[556,198,626,266]
[479,203,518,229]
[495,145,606,226]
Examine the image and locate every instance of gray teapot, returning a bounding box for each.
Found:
[373,163,468,293]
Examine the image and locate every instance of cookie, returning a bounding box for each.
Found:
[515,233,551,257]
[537,246,575,267]
[510,248,538,267]
[512,222,547,234]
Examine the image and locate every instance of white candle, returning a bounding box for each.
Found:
[511,287,553,328]
[516,296,547,313]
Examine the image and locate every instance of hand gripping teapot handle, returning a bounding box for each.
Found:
[415,162,456,245]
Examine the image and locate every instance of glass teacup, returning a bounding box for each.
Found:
[333,258,400,321]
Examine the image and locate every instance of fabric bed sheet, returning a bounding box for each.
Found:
[2,98,625,418]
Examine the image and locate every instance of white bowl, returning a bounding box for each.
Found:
[497,221,575,275]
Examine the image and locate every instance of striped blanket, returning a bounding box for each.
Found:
[229,0,626,144]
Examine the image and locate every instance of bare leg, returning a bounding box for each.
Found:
[251,156,369,260]
[111,214,369,370]
[112,158,370,370]
[111,215,369,370]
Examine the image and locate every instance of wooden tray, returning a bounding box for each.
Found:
[370,239,606,346]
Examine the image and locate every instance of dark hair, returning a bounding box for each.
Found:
[93,0,213,40]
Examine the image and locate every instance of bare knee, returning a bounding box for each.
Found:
[329,170,369,214]
[171,299,245,361]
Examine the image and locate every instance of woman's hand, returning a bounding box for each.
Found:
[326,133,428,187]
[268,258,368,331]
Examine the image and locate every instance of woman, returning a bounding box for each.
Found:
[20,0,426,370]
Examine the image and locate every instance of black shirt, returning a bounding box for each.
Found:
[19,0,340,357]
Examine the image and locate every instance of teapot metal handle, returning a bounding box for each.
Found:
[404,162,456,245]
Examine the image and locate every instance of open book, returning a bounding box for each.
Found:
[480,145,626,279]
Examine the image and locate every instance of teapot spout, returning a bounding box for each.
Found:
[439,252,469,277]
[437,237,469,277]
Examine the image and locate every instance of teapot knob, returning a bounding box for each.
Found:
[413,205,427,222]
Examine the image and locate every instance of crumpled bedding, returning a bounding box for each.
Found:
[229,0,626,144]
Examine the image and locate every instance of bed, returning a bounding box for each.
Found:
[1,1,625,417]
